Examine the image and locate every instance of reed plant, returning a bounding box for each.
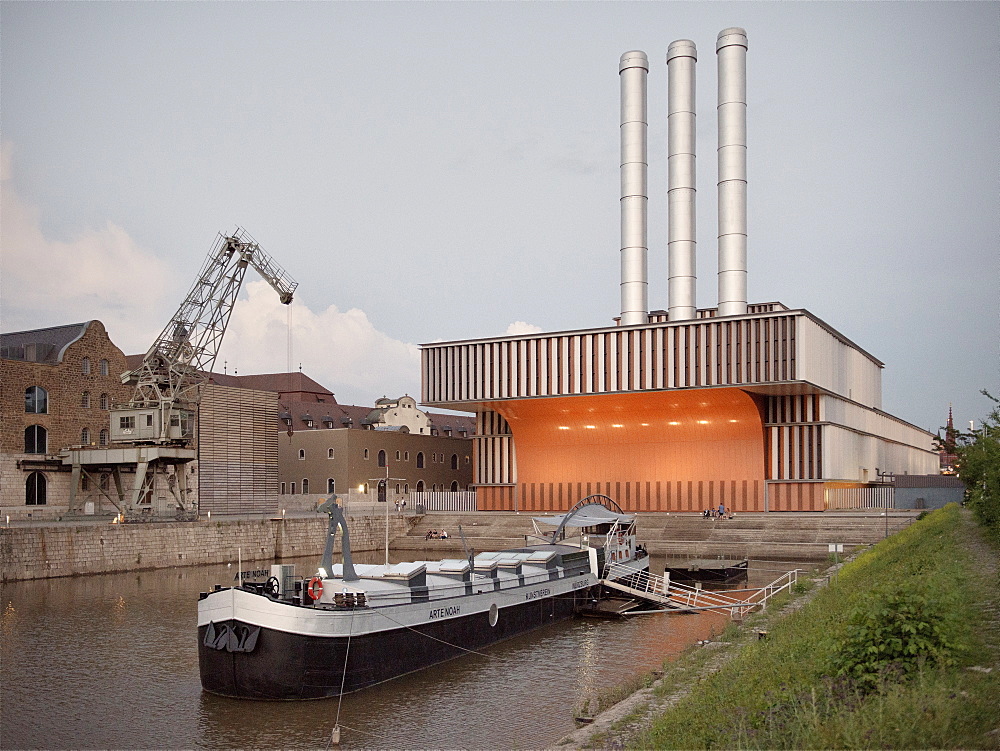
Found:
[635,504,1000,749]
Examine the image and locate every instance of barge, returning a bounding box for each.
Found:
[198,495,643,700]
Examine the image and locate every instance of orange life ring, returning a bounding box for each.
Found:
[307,577,324,601]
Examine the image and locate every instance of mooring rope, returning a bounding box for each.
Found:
[371,608,500,659]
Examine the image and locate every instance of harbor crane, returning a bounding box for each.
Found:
[112,227,297,446]
[65,227,298,520]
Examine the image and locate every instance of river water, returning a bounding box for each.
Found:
[0,553,804,750]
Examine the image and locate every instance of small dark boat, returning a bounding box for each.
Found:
[663,558,749,586]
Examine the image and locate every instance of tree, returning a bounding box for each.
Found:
[956,390,1000,537]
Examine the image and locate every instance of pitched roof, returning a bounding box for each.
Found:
[0,322,93,364]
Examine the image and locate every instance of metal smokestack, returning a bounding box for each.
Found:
[666,40,698,321]
[619,50,649,326]
[716,27,748,317]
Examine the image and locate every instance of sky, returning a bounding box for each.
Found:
[1,1,997,435]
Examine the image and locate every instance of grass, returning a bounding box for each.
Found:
[632,504,1000,749]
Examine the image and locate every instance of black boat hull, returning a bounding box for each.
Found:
[199,588,587,700]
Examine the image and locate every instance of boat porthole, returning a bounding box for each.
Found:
[489,603,498,627]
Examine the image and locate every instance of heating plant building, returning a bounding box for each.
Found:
[420,29,938,513]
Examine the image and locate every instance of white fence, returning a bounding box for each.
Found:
[825,484,894,510]
[409,491,478,512]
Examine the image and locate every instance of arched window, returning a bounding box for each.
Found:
[302,478,309,494]
[451,454,459,470]
[99,359,109,376]
[81,357,91,375]
[81,427,91,445]
[99,473,110,492]
[81,474,90,491]
[327,478,335,494]
[395,450,401,461]
[100,393,109,410]
[25,386,48,414]
[82,391,91,408]
[395,483,401,493]
[328,448,334,459]
[290,482,297,494]
[99,429,109,446]
[377,450,387,467]
[26,472,47,505]
[298,449,306,460]
[404,483,409,494]
[416,452,425,469]
[364,448,370,460]
[416,480,425,492]
[450,481,460,492]
[24,425,47,454]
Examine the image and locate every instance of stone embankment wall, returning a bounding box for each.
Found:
[0,514,413,582]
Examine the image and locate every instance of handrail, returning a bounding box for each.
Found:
[604,562,800,618]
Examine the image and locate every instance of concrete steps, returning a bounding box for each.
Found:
[395,511,916,561]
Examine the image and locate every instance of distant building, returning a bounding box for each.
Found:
[938,406,959,475]
[204,373,475,502]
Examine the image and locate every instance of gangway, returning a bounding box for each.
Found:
[600,563,799,619]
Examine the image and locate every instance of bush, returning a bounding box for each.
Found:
[830,584,958,690]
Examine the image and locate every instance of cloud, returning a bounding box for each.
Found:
[0,145,424,408]
[219,280,422,406]
[0,143,174,350]
[505,320,543,336]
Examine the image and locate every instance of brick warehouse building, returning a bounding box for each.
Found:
[0,321,133,513]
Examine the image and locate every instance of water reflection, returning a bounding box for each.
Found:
[0,554,809,749]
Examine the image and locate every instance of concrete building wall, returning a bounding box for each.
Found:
[276,428,472,499]
[796,316,882,407]
[0,514,412,582]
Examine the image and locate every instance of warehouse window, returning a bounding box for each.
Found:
[25,386,48,414]
[81,427,91,445]
[99,359,109,376]
[26,472,47,505]
[24,425,47,454]
[82,391,91,408]
[81,357,91,375]
[99,429,109,446]
[100,393,109,410]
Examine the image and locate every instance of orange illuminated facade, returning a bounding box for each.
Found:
[422,306,938,513]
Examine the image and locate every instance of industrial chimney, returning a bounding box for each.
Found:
[716,27,748,317]
[619,50,649,326]
[666,40,698,321]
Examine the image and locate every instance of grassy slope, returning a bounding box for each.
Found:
[634,505,1000,750]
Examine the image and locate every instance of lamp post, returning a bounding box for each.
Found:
[370,463,405,568]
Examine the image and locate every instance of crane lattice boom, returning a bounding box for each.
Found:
[113,227,297,445]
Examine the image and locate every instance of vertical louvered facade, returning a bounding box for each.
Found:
[422,306,937,512]
[198,384,279,515]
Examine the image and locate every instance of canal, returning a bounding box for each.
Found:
[0,554,805,749]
